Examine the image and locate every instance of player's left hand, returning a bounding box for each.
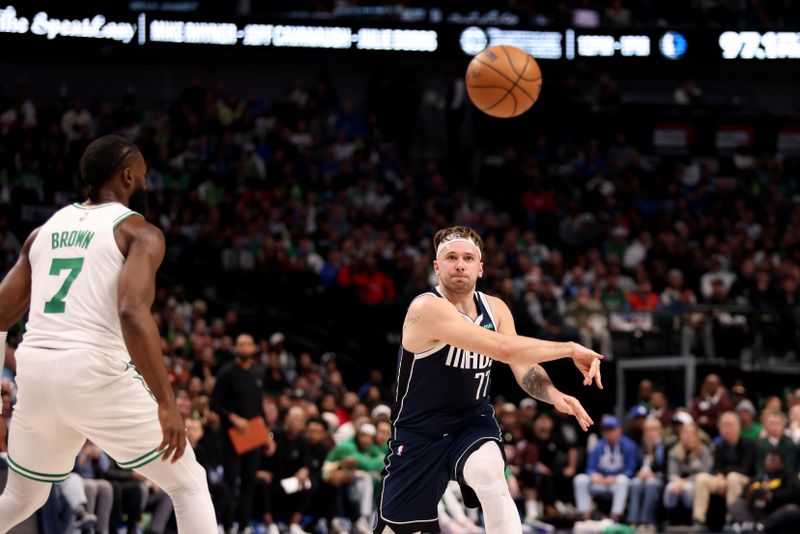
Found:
[551,391,594,431]
[570,342,604,389]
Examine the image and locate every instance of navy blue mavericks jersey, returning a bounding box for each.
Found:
[392,288,499,439]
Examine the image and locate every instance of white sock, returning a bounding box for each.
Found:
[0,471,52,534]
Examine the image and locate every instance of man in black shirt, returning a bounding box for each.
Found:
[693,411,756,527]
[730,450,800,532]
[211,333,265,534]
[530,413,578,514]
[264,406,313,534]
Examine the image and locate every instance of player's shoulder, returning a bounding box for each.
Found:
[114,216,164,258]
[116,215,164,243]
[480,292,512,316]
[407,291,443,313]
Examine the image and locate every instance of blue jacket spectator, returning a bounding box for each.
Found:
[574,415,638,521]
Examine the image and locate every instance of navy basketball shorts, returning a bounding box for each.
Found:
[374,414,503,534]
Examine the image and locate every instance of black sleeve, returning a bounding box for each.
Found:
[210,366,232,422]
[300,439,311,471]
[740,439,757,476]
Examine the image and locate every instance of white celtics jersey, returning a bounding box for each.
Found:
[20,202,142,361]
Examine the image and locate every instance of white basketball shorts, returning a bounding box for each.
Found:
[7,346,165,483]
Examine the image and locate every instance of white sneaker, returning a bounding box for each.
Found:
[268,524,281,534]
[289,524,310,534]
[355,517,372,534]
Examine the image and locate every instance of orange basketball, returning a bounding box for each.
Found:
[465,45,542,118]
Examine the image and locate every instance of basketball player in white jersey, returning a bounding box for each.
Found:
[0,135,216,532]
[376,226,603,534]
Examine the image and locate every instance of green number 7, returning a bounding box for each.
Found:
[44,258,85,314]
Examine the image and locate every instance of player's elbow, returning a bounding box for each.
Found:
[118,306,150,330]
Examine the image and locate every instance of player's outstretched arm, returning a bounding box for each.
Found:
[404,295,603,386]
[0,228,39,331]
[117,217,185,463]
[485,296,597,431]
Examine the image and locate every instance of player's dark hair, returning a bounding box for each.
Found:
[79,135,140,201]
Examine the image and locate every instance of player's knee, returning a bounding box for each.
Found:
[462,444,505,489]
[613,474,630,488]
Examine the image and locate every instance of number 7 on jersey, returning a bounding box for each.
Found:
[474,369,491,400]
[44,257,85,314]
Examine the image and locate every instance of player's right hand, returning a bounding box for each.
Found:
[569,342,604,389]
[157,403,187,463]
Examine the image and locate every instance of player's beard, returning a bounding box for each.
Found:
[128,185,149,217]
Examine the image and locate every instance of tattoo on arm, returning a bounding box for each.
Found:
[521,364,555,403]
[407,314,421,325]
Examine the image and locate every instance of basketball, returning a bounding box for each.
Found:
[465,45,542,118]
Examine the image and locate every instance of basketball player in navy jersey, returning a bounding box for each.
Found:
[375,226,604,534]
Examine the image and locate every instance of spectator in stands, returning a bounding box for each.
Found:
[530,412,577,516]
[626,278,659,312]
[706,278,749,359]
[756,411,797,476]
[623,231,652,271]
[267,406,313,534]
[269,332,297,385]
[303,416,335,533]
[518,398,538,428]
[691,374,734,436]
[664,424,712,519]
[736,400,763,442]
[658,269,686,316]
[187,417,233,533]
[729,450,800,533]
[627,417,666,530]
[104,459,145,534]
[693,412,756,528]
[74,441,113,534]
[211,333,265,534]
[527,275,575,341]
[648,391,673,429]
[788,404,800,444]
[625,405,649,445]
[574,415,638,522]
[565,286,612,356]
[337,253,396,306]
[600,272,627,312]
[324,422,384,534]
[700,255,737,300]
